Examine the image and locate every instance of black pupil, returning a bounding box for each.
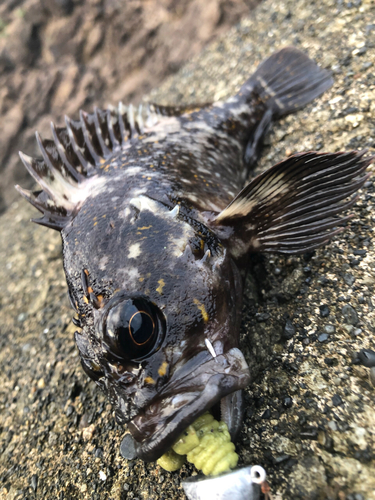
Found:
[129,311,154,345]
[106,298,158,359]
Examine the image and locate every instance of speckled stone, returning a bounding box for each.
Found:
[1,0,374,498]
[358,349,375,368]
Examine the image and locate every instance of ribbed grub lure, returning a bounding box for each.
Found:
[157,412,238,475]
[16,47,373,465]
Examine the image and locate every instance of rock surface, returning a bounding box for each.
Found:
[1,0,375,499]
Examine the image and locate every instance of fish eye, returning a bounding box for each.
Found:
[105,298,164,360]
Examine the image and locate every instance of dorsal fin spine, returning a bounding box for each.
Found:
[64,115,93,172]
[105,107,120,149]
[15,186,46,214]
[50,122,83,182]
[128,104,135,135]
[93,106,111,157]
[31,215,69,231]
[35,131,73,184]
[18,152,54,199]
[145,104,158,127]
[136,104,144,135]
[79,110,101,164]
[117,102,128,144]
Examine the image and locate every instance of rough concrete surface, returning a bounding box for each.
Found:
[1,0,375,499]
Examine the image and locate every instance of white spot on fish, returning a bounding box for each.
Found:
[251,238,261,250]
[170,224,194,257]
[137,195,164,213]
[98,255,109,270]
[120,207,131,220]
[187,194,199,203]
[142,116,182,143]
[129,197,142,212]
[216,199,256,221]
[197,166,211,174]
[128,243,141,259]
[120,267,140,288]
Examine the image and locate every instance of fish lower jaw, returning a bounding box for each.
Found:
[128,348,250,462]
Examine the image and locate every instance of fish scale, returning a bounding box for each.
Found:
[16,46,373,464]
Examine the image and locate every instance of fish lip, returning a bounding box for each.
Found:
[128,347,251,462]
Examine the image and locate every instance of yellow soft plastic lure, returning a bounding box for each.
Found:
[157,413,238,475]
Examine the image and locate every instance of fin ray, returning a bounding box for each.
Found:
[50,122,84,182]
[79,110,102,164]
[64,115,96,173]
[105,106,121,148]
[93,106,111,157]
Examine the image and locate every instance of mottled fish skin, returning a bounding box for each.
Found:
[62,97,255,456]
[16,47,373,462]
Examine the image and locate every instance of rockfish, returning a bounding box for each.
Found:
[16,47,372,461]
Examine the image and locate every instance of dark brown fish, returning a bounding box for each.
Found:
[16,47,372,462]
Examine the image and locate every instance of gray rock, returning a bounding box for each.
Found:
[318,333,329,343]
[324,324,335,334]
[30,474,38,492]
[283,319,296,339]
[342,304,359,325]
[120,434,138,460]
[343,273,355,286]
[280,268,304,297]
[319,304,330,318]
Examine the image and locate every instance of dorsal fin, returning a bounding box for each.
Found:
[15,103,149,231]
[16,100,230,231]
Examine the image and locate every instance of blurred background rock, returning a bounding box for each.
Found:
[0,0,258,214]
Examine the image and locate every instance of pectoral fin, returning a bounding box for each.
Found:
[213,151,373,255]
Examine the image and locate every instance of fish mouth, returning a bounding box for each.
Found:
[128,347,251,462]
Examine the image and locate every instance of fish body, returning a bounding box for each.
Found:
[16,47,372,462]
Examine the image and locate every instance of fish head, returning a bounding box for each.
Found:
[63,193,251,461]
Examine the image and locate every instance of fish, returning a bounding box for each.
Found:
[16,47,372,463]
